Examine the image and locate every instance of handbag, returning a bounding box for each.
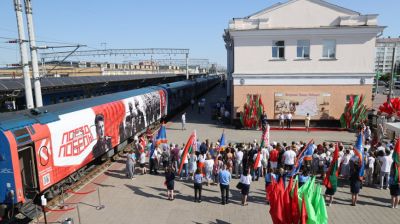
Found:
[236,182,243,190]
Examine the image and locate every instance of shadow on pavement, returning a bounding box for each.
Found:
[125,184,165,200]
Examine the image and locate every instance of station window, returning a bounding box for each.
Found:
[297,40,310,59]
[322,40,336,59]
[272,41,285,59]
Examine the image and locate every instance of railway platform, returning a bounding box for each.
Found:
[35,85,400,224]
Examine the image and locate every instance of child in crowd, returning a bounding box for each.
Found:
[194,168,203,203]
[140,149,147,175]
[165,167,175,200]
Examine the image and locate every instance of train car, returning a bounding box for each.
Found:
[0,85,167,220]
[0,76,220,221]
[159,75,220,116]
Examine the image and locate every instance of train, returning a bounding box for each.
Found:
[0,75,220,221]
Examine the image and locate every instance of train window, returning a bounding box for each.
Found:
[51,97,56,104]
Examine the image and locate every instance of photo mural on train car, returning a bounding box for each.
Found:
[91,101,126,157]
[42,89,166,186]
[121,89,167,140]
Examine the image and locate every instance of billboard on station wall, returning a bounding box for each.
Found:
[274,92,331,119]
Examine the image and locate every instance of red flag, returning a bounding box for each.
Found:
[291,182,300,224]
[272,179,285,224]
[301,196,308,224]
[283,177,293,224]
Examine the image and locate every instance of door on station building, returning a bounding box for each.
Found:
[18,146,38,199]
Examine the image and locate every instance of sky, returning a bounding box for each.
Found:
[0,0,399,67]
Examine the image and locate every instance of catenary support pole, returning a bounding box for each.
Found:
[24,0,43,107]
[13,0,34,109]
[186,53,189,80]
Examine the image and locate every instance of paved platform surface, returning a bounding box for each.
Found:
[37,85,400,224]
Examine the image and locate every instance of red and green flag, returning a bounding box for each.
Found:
[177,131,196,175]
[323,143,339,192]
[260,124,270,148]
[393,139,400,184]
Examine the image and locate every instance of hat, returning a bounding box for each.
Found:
[272,141,277,146]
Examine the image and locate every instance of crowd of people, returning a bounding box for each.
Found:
[125,125,399,209]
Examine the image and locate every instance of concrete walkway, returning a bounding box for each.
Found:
[37,85,400,224]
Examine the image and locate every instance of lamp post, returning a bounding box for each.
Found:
[387,46,397,103]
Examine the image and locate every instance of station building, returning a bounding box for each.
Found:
[224,0,385,124]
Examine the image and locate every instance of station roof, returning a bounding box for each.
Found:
[0,74,183,92]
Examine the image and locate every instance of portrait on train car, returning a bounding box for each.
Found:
[134,97,146,133]
[124,102,136,138]
[92,114,112,158]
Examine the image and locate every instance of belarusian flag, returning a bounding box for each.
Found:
[393,139,400,184]
[178,131,196,175]
[260,124,270,148]
[323,143,339,192]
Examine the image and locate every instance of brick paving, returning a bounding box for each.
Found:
[36,85,400,224]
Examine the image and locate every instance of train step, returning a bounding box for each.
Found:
[19,199,40,220]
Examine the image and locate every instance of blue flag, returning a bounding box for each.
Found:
[156,124,167,145]
[219,131,226,148]
[289,140,313,176]
[354,133,365,177]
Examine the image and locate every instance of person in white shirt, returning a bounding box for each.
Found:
[178,146,189,180]
[204,154,214,186]
[365,152,375,186]
[239,169,252,206]
[340,149,351,178]
[234,147,244,178]
[252,149,263,181]
[261,147,269,178]
[149,145,159,175]
[286,113,293,129]
[364,126,372,141]
[282,147,296,171]
[305,113,311,132]
[139,150,147,175]
[378,149,393,189]
[181,113,186,130]
[279,113,285,129]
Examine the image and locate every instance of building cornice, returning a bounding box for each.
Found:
[229,26,385,37]
[232,73,375,86]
